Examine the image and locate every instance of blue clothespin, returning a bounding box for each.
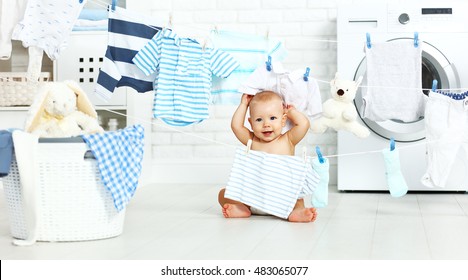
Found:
[366,33,372,49]
[432,79,438,92]
[414,32,419,48]
[265,55,272,71]
[316,146,324,164]
[79,0,83,3]
[390,137,395,151]
[111,0,118,11]
[303,67,310,81]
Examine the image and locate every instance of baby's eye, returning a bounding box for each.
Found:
[270,116,277,121]
[255,118,263,122]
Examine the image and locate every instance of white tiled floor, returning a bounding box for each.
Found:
[1,183,468,260]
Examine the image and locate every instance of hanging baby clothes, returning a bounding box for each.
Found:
[225,147,320,219]
[94,6,161,102]
[210,29,287,105]
[421,90,468,188]
[363,40,425,122]
[382,147,408,197]
[310,157,330,207]
[133,29,239,126]
[239,61,322,130]
[0,0,27,60]
[81,125,145,211]
[12,0,86,60]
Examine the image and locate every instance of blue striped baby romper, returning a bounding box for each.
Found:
[94,6,161,101]
[225,148,320,219]
[133,29,240,126]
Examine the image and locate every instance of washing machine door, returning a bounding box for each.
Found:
[353,38,460,142]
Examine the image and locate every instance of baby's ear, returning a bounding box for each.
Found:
[282,113,287,126]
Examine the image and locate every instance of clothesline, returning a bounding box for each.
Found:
[97,106,465,161]
[87,0,468,92]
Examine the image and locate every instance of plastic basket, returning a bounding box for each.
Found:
[2,138,125,242]
[0,72,51,106]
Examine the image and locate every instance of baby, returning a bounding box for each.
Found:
[218,91,318,223]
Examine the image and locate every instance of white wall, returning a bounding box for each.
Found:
[126,0,339,185]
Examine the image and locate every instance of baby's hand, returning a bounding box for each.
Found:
[284,103,296,113]
[241,94,254,106]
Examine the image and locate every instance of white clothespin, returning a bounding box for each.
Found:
[168,12,173,29]
[302,146,308,162]
[246,139,252,154]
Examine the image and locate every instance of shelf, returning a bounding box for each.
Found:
[0,106,30,111]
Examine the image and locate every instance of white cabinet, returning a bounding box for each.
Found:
[54,31,128,130]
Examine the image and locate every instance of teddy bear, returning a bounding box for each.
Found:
[24,80,104,138]
[311,73,370,138]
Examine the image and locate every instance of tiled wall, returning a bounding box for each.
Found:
[127,0,339,184]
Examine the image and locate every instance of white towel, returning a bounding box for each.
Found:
[11,131,40,246]
[362,40,425,122]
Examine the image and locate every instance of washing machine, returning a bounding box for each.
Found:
[337,1,468,191]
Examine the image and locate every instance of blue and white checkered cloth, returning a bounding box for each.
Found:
[82,125,145,211]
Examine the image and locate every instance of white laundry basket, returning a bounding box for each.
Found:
[2,138,125,242]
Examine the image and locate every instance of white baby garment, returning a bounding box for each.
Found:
[225,148,320,219]
[421,91,468,188]
[363,40,425,122]
[12,0,86,60]
[0,0,27,60]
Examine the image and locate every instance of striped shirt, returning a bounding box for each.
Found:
[133,29,239,126]
[225,148,320,219]
[94,6,161,101]
[210,30,287,105]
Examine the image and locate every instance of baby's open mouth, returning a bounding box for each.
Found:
[262,131,273,137]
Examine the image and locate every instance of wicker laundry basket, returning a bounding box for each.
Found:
[2,138,125,242]
[0,72,51,106]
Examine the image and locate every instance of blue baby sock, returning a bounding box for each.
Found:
[311,157,330,207]
[382,148,408,197]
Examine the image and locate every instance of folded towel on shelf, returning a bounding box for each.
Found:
[78,9,108,21]
[73,9,108,31]
[362,40,426,122]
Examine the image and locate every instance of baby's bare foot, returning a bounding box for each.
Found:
[222,203,251,218]
[288,207,317,223]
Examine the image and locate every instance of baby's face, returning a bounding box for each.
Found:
[249,100,286,142]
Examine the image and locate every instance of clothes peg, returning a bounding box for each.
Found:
[414,32,419,48]
[246,139,252,154]
[316,146,324,164]
[390,137,395,151]
[303,67,310,82]
[265,55,272,71]
[366,32,372,49]
[79,0,84,3]
[168,12,173,28]
[432,79,438,92]
[111,0,117,11]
